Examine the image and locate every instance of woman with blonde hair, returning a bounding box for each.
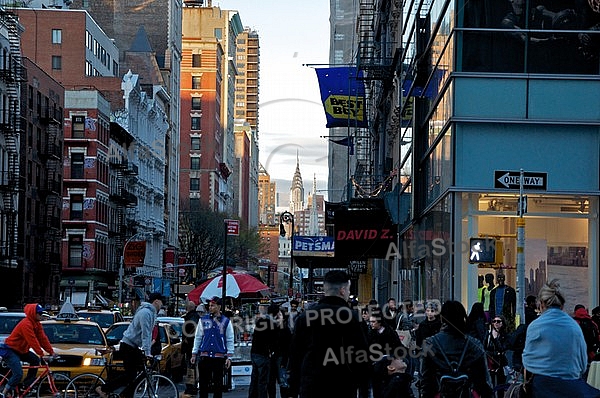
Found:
[522,279,600,397]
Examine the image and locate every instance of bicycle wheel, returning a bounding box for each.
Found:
[64,373,105,398]
[36,372,70,398]
[133,374,178,398]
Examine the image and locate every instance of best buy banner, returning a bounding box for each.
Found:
[315,67,367,128]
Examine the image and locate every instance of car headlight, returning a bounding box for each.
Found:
[83,357,106,366]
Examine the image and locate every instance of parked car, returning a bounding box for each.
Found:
[105,321,183,381]
[77,307,124,331]
[156,316,185,338]
[41,303,111,378]
[0,311,26,344]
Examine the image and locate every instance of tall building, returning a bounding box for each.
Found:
[72,0,182,259]
[16,58,64,308]
[349,0,600,312]
[289,153,304,214]
[258,164,276,226]
[180,4,241,213]
[327,1,360,203]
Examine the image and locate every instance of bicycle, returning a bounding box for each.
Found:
[0,356,71,398]
[65,352,177,398]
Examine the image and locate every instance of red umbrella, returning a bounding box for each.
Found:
[188,270,270,304]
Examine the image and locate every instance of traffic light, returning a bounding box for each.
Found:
[469,238,497,264]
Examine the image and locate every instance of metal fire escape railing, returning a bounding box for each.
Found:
[38,107,62,268]
[0,9,25,266]
[109,159,139,272]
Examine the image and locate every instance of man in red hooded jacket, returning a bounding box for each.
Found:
[0,303,56,397]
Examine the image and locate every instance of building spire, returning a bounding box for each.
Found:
[289,152,304,213]
[308,173,320,235]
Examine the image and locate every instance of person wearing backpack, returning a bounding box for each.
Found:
[420,300,493,398]
[573,304,600,362]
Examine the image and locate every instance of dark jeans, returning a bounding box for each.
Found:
[198,356,226,398]
[3,348,39,390]
[248,353,270,398]
[101,342,144,398]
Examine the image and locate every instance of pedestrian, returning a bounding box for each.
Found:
[384,298,400,330]
[287,299,300,333]
[182,300,201,396]
[467,302,488,344]
[0,303,57,398]
[267,304,291,398]
[287,270,370,398]
[248,304,277,398]
[372,356,413,398]
[482,273,495,322]
[522,279,600,397]
[414,301,442,348]
[368,312,403,398]
[96,292,165,398]
[191,296,234,398]
[484,315,509,396]
[420,300,493,398]
[573,304,600,362]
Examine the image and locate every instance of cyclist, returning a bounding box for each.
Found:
[0,303,57,398]
[96,292,165,398]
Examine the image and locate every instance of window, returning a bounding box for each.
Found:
[191,137,201,150]
[191,157,200,170]
[192,54,201,67]
[191,117,201,131]
[70,194,83,219]
[52,56,62,70]
[72,116,85,138]
[214,28,222,39]
[192,76,201,89]
[68,236,83,268]
[191,97,202,110]
[52,29,62,44]
[71,153,84,179]
[190,178,200,191]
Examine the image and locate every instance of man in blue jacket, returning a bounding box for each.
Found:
[191,297,234,398]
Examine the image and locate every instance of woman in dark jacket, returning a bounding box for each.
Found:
[421,300,493,398]
[484,314,509,396]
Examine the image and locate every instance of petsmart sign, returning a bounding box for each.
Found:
[293,236,335,257]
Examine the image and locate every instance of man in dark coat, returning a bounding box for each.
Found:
[288,270,370,398]
[488,273,516,330]
[182,301,201,396]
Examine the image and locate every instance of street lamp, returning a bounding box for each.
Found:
[119,232,151,305]
[279,211,295,293]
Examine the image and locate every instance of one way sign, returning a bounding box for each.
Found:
[494,170,547,190]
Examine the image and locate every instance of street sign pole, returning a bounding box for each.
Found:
[516,169,526,326]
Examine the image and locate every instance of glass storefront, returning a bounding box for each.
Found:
[461,192,597,312]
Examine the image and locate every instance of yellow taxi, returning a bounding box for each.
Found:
[41,303,110,378]
[105,321,183,381]
[77,307,124,332]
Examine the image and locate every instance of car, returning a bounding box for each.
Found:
[0,311,26,344]
[41,304,111,379]
[156,316,185,338]
[105,321,183,381]
[77,307,124,331]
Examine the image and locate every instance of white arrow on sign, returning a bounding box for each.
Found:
[496,172,545,188]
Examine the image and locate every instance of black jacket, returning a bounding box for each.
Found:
[288,296,370,398]
[415,317,442,348]
[181,309,200,356]
[421,330,493,398]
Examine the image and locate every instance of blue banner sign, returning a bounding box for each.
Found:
[293,236,335,257]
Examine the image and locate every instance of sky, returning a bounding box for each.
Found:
[217,1,331,199]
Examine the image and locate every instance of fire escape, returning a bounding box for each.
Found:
[0,9,25,267]
[355,0,398,198]
[109,158,138,272]
[38,105,62,274]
